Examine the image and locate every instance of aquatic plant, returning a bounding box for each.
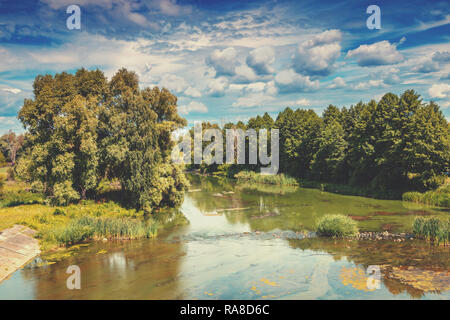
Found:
[51,216,158,245]
[412,216,449,246]
[234,171,299,186]
[53,216,157,245]
[316,214,359,237]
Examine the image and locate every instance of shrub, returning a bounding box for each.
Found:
[316,214,359,237]
[6,167,15,181]
[53,208,66,216]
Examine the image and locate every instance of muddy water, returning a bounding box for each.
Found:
[0,175,448,299]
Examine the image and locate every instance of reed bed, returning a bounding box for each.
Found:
[52,216,158,246]
[234,170,299,186]
[412,216,449,246]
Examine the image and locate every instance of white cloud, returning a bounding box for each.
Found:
[413,51,450,73]
[346,40,404,66]
[233,64,258,83]
[246,46,275,75]
[205,47,238,76]
[158,74,187,93]
[351,80,386,90]
[184,86,202,97]
[206,76,229,97]
[428,83,450,99]
[327,77,346,89]
[232,93,275,108]
[295,98,310,106]
[292,29,342,77]
[274,69,319,93]
[178,101,208,114]
[1,88,22,94]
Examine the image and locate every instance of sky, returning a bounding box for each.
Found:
[0,0,449,134]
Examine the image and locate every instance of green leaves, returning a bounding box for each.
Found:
[17,68,188,211]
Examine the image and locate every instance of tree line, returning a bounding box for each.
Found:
[191,90,449,194]
[15,68,188,213]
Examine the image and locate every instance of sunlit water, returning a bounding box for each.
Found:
[0,174,448,299]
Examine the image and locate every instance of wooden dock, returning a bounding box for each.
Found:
[0,225,40,283]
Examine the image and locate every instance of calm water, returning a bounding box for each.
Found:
[0,174,448,299]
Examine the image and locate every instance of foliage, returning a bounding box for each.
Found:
[17,68,187,212]
[412,216,449,246]
[214,90,449,196]
[403,185,450,207]
[0,175,4,194]
[0,152,5,167]
[235,170,299,186]
[51,216,158,246]
[0,131,24,165]
[0,190,45,207]
[316,214,359,237]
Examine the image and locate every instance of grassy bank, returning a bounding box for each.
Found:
[0,166,186,252]
[234,170,299,186]
[232,170,402,199]
[403,185,450,207]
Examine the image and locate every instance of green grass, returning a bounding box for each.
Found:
[316,214,359,237]
[234,170,299,186]
[49,216,158,246]
[412,216,449,246]
[403,186,450,208]
[0,190,45,207]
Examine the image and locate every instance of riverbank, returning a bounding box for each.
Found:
[0,167,187,253]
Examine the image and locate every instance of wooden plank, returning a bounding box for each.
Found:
[0,225,40,283]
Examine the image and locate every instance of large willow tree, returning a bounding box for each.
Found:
[18,68,188,212]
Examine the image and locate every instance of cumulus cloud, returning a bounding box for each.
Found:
[370,67,401,85]
[232,93,274,108]
[295,98,310,106]
[351,80,386,90]
[428,83,450,99]
[246,46,275,75]
[327,77,346,89]
[206,76,229,97]
[292,29,342,77]
[178,101,208,114]
[413,51,450,73]
[205,47,238,77]
[233,64,258,83]
[274,69,319,93]
[346,40,404,66]
[159,74,187,93]
[184,86,202,97]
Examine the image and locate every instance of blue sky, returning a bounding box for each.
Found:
[0,0,449,133]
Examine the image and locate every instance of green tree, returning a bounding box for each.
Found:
[18,68,188,210]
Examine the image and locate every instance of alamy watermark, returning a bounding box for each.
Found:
[171,122,279,174]
[66,265,81,289]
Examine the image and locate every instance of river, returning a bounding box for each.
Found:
[0,174,448,299]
